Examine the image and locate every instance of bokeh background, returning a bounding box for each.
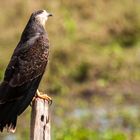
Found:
[0,0,140,140]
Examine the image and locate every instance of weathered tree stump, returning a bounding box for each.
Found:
[30,97,51,140]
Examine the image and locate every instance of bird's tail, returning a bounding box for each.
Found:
[0,75,43,132]
[0,85,33,133]
[0,101,18,132]
[0,83,18,132]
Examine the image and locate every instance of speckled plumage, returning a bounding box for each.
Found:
[0,10,51,132]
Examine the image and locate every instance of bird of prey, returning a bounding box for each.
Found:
[0,10,52,132]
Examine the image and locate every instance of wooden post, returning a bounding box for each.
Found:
[30,97,51,140]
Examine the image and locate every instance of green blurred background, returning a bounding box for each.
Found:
[0,0,140,140]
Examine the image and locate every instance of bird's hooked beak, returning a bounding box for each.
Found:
[48,13,53,17]
[45,10,53,17]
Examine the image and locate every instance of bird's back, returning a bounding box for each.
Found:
[0,32,50,133]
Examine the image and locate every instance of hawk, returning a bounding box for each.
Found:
[0,10,52,132]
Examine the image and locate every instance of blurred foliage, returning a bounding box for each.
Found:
[70,61,91,82]
[0,0,140,139]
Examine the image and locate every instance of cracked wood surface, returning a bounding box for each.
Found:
[30,97,51,140]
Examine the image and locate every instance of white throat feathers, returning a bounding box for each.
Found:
[35,10,52,27]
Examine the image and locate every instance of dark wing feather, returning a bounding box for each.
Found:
[0,33,49,102]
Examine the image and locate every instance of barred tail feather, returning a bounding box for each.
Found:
[0,101,18,132]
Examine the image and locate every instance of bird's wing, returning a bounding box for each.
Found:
[4,33,49,87]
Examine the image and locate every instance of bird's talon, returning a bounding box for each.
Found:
[36,90,52,105]
[30,97,36,106]
[48,99,52,106]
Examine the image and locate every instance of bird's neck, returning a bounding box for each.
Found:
[20,18,46,43]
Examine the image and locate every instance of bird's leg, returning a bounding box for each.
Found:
[36,89,52,105]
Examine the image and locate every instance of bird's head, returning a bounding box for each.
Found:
[31,10,52,27]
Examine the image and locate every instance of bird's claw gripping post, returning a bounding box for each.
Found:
[36,90,52,106]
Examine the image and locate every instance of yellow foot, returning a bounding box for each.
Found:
[36,90,52,105]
